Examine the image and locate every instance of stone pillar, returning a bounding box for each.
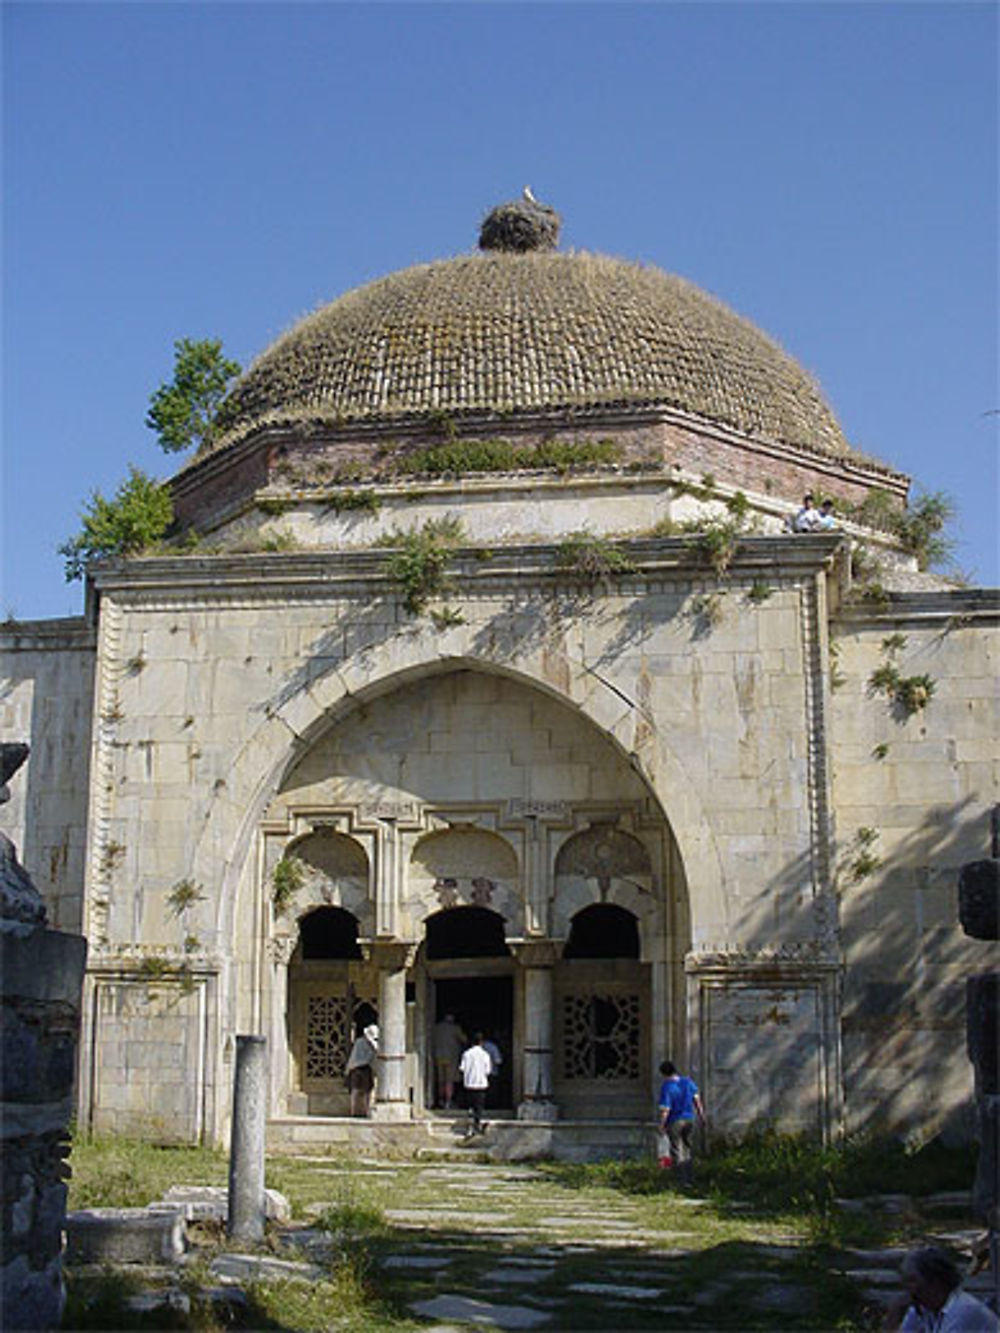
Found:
[369,942,413,1122]
[1,743,87,1332]
[958,842,999,1309]
[227,1035,267,1243]
[512,941,560,1121]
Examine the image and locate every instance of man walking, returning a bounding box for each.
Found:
[658,1060,705,1185]
[433,1011,465,1110]
[459,1032,492,1137]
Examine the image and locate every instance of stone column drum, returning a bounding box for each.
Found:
[370,942,412,1121]
[513,941,559,1121]
[1,744,88,1331]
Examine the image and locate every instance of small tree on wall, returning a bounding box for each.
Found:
[59,467,174,580]
[146,337,241,454]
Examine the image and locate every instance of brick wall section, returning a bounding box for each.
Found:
[171,405,908,535]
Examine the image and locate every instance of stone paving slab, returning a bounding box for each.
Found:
[567,1281,664,1299]
[382,1254,452,1270]
[410,1294,550,1328]
[486,1268,553,1287]
[386,1208,514,1225]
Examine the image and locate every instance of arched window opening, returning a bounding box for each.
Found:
[299,906,363,960]
[425,907,510,960]
[563,903,639,960]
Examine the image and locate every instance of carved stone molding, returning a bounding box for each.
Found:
[510,940,561,968]
[364,939,417,971]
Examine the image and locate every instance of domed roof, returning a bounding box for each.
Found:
[212,249,850,458]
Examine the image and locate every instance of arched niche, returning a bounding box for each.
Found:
[553,825,656,946]
[425,906,511,960]
[563,903,640,960]
[297,905,363,961]
[213,655,715,960]
[408,826,522,933]
[285,829,373,937]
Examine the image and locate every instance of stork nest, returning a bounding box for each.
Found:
[479,198,561,252]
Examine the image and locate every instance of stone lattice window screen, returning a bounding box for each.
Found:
[304,991,377,1081]
[561,992,640,1081]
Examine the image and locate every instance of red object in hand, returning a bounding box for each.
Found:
[658,1156,673,1169]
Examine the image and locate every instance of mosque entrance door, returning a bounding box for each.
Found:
[433,976,513,1110]
[425,906,514,1111]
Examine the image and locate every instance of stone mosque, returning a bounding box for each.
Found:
[2,197,996,1158]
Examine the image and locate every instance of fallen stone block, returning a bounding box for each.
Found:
[153,1185,291,1223]
[65,1208,185,1266]
[209,1252,328,1285]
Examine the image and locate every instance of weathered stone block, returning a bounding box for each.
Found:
[65,1208,186,1266]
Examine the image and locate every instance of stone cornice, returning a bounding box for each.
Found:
[0,616,95,651]
[834,588,999,627]
[86,534,847,603]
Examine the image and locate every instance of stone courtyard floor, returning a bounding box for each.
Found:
[64,1155,996,1331]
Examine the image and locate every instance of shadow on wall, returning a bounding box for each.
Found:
[836,797,987,1140]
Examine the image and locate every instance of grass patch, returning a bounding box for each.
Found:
[67,1136,227,1209]
[64,1133,977,1332]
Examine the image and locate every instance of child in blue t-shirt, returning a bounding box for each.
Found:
[658,1060,705,1183]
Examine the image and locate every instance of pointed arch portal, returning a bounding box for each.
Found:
[262,663,689,1124]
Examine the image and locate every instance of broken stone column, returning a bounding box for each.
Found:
[1,743,88,1330]
[958,830,999,1310]
[227,1035,267,1243]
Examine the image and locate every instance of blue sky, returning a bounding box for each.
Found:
[3,2,997,619]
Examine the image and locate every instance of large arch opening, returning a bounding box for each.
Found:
[264,665,688,1123]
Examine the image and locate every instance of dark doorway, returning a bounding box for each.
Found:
[435,975,513,1110]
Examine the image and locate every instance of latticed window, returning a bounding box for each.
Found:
[305,995,350,1081]
[303,992,377,1081]
[561,992,640,1080]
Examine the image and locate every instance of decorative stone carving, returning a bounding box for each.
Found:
[555,825,650,900]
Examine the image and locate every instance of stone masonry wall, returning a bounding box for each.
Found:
[0,621,95,934]
[830,593,998,1139]
[74,537,841,1141]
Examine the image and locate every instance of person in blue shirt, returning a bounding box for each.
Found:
[658,1060,705,1185]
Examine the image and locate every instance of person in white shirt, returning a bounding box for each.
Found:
[459,1032,492,1136]
[792,493,821,532]
[884,1246,998,1332]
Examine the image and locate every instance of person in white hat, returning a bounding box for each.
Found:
[345,1022,379,1117]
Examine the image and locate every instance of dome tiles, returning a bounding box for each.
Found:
[210,249,852,461]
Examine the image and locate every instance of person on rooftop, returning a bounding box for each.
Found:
[792,493,821,532]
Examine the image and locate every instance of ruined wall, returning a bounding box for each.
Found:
[0,620,95,933]
[1,745,87,1331]
[830,591,999,1139]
